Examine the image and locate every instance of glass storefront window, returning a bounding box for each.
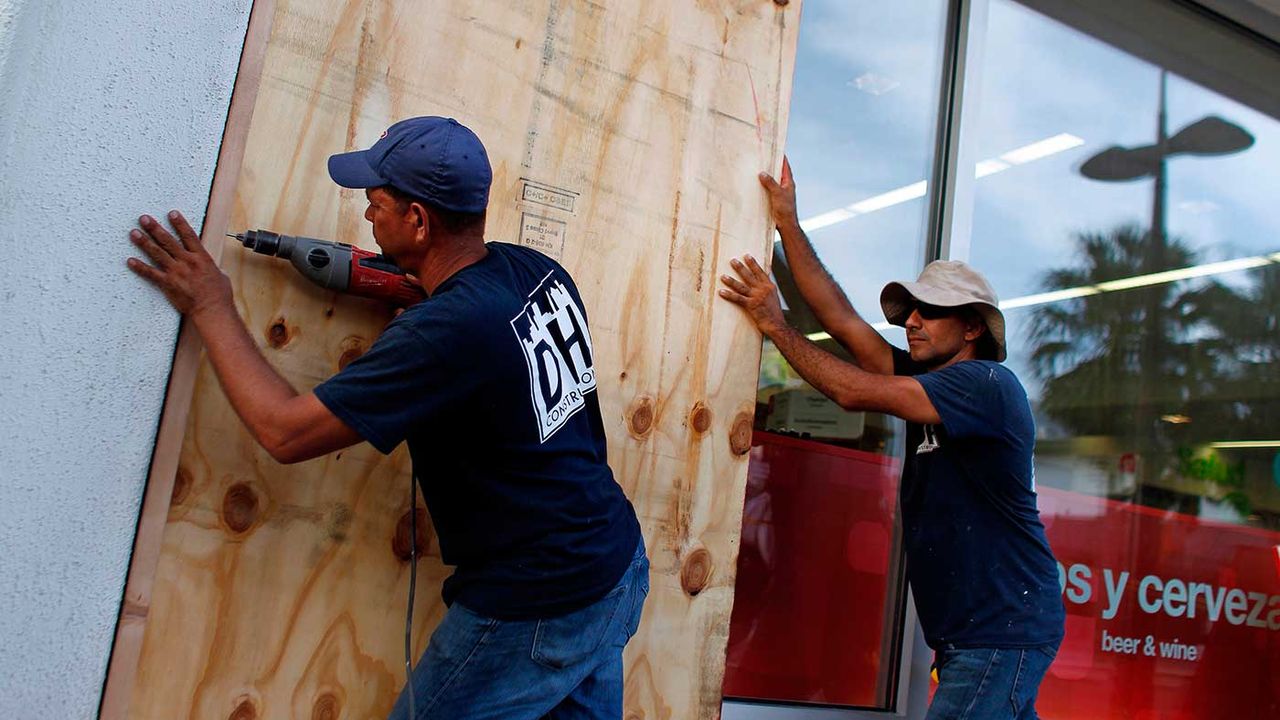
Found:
[723,0,949,709]
[725,3,1280,718]
[954,1,1280,717]
[961,0,1280,531]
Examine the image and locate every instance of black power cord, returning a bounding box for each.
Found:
[405,473,419,719]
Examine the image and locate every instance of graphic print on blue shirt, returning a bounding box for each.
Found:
[510,271,598,442]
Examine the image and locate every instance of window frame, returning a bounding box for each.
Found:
[723,0,1280,717]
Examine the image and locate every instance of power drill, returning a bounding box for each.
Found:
[231,229,426,307]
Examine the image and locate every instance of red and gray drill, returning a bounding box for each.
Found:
[231,229,425,307]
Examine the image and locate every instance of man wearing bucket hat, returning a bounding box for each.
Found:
[719,159,1064,720]
[126,117,646,720]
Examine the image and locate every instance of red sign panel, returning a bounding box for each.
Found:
[1036,488,1280,719]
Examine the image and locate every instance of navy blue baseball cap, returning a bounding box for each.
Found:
[327,116,492,213]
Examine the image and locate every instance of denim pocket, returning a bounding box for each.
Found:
[621,555,650,642]
[531,582,629,670]
[1010,645,1056,716]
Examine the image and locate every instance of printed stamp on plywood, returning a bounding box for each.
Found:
[519,212,567,260]
[520,179,577,214]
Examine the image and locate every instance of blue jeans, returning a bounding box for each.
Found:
[387,542,649,720]
[926,644,1058,720]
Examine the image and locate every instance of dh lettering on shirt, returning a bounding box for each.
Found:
[545,282,595,382]
[512,276,598,442]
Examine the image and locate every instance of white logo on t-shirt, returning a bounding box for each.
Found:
[510,271,597,442]
[916,424,941,454]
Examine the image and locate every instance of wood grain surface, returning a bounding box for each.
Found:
[124,2,799,718]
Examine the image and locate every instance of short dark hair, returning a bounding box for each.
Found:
[380,185,486,235]
[974,330,1000,361]
[961,306,1000,361]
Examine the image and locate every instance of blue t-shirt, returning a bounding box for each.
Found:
[894,349,1064,649]
[314,242,641,620]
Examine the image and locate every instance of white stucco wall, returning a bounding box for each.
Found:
[0,0,252,716]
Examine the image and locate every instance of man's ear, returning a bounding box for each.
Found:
[409,202,431,243]
[962,311,987,342]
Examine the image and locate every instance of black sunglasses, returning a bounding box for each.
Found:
[912,302,959,320]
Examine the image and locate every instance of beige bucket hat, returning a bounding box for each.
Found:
[879,260,1007,362]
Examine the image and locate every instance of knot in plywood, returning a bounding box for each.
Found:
[228,698,258,720]
[392,508,429,562]
[728,411,754,455]
[221,483,260,535]
[311,692,341,720]
[265,316,293,348]
[689,402,712,435]
[171,465,193,507]
[337,335,369,371]
[680,547,713,596]
[627,396,655,438]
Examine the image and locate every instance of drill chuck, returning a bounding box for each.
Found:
[235,229,292,258]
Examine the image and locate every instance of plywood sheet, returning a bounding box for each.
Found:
[126,1,798,718]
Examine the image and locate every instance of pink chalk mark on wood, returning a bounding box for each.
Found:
[746,65,764,152]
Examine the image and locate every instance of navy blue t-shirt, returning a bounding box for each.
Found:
[314,242,641,620]
[894,349,1064,649]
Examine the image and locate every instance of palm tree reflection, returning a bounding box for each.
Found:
[1028,224,1279,523]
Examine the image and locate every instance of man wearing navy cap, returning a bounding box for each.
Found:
[126,116,647,720]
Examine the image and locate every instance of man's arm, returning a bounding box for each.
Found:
[720,254,940,425]
[128,212,363,464]
[760,158,894,375]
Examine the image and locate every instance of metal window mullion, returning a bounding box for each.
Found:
[890,0,990,716]
[927,0,990,265]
